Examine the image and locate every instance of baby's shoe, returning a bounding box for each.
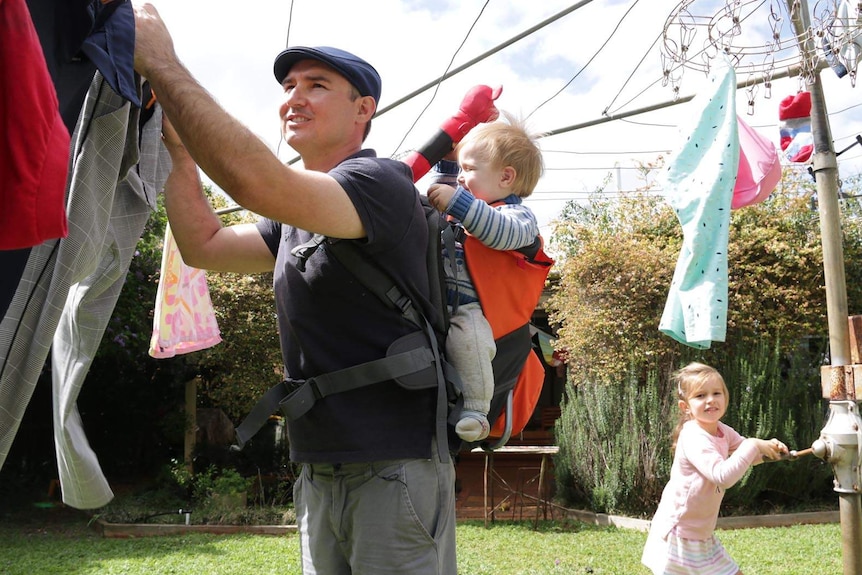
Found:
[456,410,490,442]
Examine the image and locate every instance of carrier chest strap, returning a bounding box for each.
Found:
[329,238,426,330]
[234,208,458,462]
[327,236,454,463]
[232,340,443,451]
[280,345,438,420]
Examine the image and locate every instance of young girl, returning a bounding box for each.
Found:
[641,362,788,575]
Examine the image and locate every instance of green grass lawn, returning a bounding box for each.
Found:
[0,507,844,575]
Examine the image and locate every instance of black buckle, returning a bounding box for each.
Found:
[279,378,321,420]
[290,234,327,272]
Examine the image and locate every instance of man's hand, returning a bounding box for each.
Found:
[132,3,176,78]
[440,85,503,142]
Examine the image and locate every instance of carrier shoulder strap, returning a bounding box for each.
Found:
[323,218,457,463]
[233,202,461,463]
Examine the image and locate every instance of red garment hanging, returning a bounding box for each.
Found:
[0,0,70,250]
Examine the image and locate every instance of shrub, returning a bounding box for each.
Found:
[547,173,860,517]
[555,339,834,517]
[555,362,676,515]
[210,468,252,496]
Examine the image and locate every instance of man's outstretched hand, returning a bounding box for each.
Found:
[403,84,503,182]
[441,85,503,142]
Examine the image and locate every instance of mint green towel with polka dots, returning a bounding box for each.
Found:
[659,55,738,349]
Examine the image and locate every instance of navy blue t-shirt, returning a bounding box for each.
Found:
[256,150,436,463]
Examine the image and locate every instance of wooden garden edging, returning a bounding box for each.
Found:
[93,509,838,538]
[93,518,297,538]
[556,506,839,533]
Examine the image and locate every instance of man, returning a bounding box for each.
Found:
[133,5,457,574]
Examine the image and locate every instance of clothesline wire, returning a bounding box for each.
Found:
[541,56,820,139]
[277,1,594,166]
[275,0,296,161]
[213,162,862,213]
[374,1,594,121]
[390,0,491,157]
[216,205,244,216]
[264,2,860,196]
[526,0,642,122]
[284,0,295,49]
[543,148,670,155]
[600,23,663,117]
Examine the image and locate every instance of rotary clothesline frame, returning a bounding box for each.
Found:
[661,0,862,108]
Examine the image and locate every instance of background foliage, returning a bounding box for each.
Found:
[188,200,282,423]
[547,168,862,516]
[2,188,283,501]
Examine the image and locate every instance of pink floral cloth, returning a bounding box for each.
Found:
[149,224,221,358]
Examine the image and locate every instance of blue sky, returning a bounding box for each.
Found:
[144,0,862,236]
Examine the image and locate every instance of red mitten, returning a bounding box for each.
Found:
[440,84,503,142]
[404,84,503,182]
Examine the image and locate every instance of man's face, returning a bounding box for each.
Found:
[279,60,362,154]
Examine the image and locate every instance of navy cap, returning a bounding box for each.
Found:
[273,46,382,103]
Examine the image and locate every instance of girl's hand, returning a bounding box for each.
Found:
[754,438,789,464]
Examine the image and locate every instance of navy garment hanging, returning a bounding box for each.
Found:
[6,0,140,318]
[26,0,139,133]
[25,0,97,133]
[80,0,139,107]
[0,250,30,320]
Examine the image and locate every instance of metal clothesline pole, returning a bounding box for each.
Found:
[786,1,862,573]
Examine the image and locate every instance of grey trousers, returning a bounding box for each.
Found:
[294,440,457,575]
[0,71,169,508]
[447,302,496,414]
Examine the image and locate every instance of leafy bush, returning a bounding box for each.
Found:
[194,270,283,422]
[555,340,834,516]
[168,195,284,423]
[547,171,862,516]
[555,363,676,515]
[85,191,283,482]
[210,468,252,496]
[95,461,294,526]
[717,338,834,512]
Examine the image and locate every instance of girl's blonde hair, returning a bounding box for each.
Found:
[458,111,544,198]
[669,362,729,452]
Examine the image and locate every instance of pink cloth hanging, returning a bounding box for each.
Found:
[149,224,221,358]
[732,115,781,209]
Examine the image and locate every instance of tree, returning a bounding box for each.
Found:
[548,167,862,376]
